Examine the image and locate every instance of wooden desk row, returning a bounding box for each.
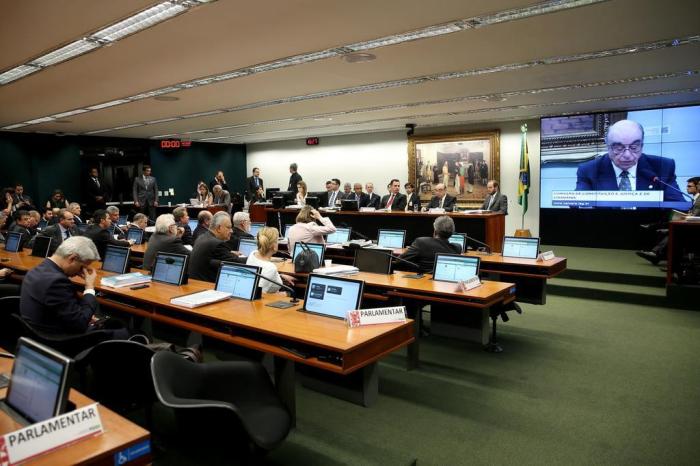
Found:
[0,349,151,465]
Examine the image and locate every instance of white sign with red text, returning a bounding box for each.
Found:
[347,306,406,328]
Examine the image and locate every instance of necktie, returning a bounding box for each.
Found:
[94,178,100,188]
[387,194,394,208]
[487,195,494,210]
[255,177,259,187]
[439,196,444,209]
[619,171,631,191]
[329,191,336,207]
[357,195,361,208]
[64,229,70,240]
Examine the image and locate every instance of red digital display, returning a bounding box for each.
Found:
[160,139,192,149]
[306,137,320,146]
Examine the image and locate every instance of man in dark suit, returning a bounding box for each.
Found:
[132,165,158,220]
[38,209,79,256]
[189,211,246,282]
[575,119,683,202]
[173,206,193,246]
[144,214,191,270]
[399,216,462,272]
[288,163,302,192]
[19,236,128,338]
[481,180,508,213]
[83,210,133,259]
[323,178,342,208]
[246,167,264,201]
[225,211,254,251]
[365,182,381,209]
[86,167,108,213]
[9,210,33,249]
[209,170,229,193]
[211,185,231,208]
[425,183,457,211]
[106,206,127,239]
[68,202,84,225]
[346,183,370,209]
[381,179,407,211]
[404,182,421,212]
[318,180,333,207]
[192,210,213,244]
[12,184,35,211]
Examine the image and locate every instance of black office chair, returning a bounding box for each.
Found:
[0,296,20,349]
[10,314,113,358]
[74,340,157,424]
[151,351,291,456]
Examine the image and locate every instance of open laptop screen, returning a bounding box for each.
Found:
[188,219,199,232]
[215,262,261,300]
[283,224,294,239]
[152,252,188,285]
[126,228,144,245]
[448,233,466,253]
[237,238,258,257]
[4,232,22,252]
[502,236,540,259]
[102,245,130,274]
[303,274,364,319]
[292,242,325,264]
[249,222,265,237]
[432,254,480,283]
[326,227,351,244]
[377,229,406,248]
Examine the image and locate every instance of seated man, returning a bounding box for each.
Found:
[189,211,246,282]
[8,210,33,249]
[212,184,232,208]
[144,214,191,270]
[225,211,254,251]
[83,209,133,259]
[19,236,128,339]
[173,206,193,246]
[106,205,127,240]
[425,183,457,211]
[398,216,462,273]
[68,202,83,224]
[346,183,370,209]
[38,208,79,256]
[192,210,213,244]
[38,207,54,229]
[404,182,421,212]
[481,180,508,213]
[380,179,407,211]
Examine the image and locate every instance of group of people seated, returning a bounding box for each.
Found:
[2,183,71,216]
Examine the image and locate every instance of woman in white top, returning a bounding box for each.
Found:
[295,180,308,206]
[286,206,336,253]
[195,183,213,206]
[246,227,295,293]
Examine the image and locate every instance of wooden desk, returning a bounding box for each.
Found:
[0,350,151,465]
[267,208,506,252]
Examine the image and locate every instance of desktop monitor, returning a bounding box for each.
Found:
[249,222,265,237]
[326,227,351,244]
[237,237,258,257]
[126,228,144,245]
[341,199,358,211]
[502,236,540,259]
[101,245,131,274]
[305,196,319,209]
[151,252,189,285]
[302,274,364,319]
[272,196,285,209]
[292,242,325,264]
[4,232,22,252]
[188,219,199,232]
[432,254,480,283]
[353,247,393,274]
[0,337,73,425]
[215,262,262,301]
[118,215,128,225]
[266,188,281,200]
[31,235,52,258]
[377,229,406,249]
[448,233,467,253]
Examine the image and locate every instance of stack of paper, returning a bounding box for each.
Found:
[101,273,151,288]
[171,290,232,308]
[312,264,359,276]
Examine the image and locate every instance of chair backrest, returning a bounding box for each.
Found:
[0,296,21,348]
[151,350,205,403]
[10,314,110,358]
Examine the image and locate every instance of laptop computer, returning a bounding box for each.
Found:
[377,229,406,249]
[431,254,480,283]
[341,199,358,211]
[215,262,262,301]
[118,215,128,226]
[151,252,189,285]
[305,196,319,209]
[283,224,295,239]
[31,235,52,257]
[4,232,22,252]
[292,242,325,264]
[102,244,131,274]
[301,273,364,319]
[0,337,73,425]
[354,247,393,274]
[448,233,467,253]
[326,227,351,245]
[502,236,540,259]
[126,228,144,245]
[188,219,199,232]
[237,237,258,257]
[249,222,265,237]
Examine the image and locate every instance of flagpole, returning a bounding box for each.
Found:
[516,123,531,237]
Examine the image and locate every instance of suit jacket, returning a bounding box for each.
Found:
[144,232,191,270]
[380,193,407,211]
[575,154,684,202]
[212,190,231,206]
[189,231,245,282]
[398,237,462,273]
[12,193,34,210]
[690,196,700,216]
[225,227,254,252]
[192,224,209,244]
[83,224,131,260]
[366,193,381,209]
[20,259,96,335]
[39,224,80,256]
[86,177,108,207]
[132,175,159,205]
[246,176,264,200]
[346,192,370,208]
[209,178,229,193]
[288,172,302,192]
[406,193,421,211]
[427,194,457,211]
[481,192,508,214]
[179,223,193,246]
[8,223,32,250]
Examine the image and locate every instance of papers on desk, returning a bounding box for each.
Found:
[462,209,489,214]
[171,290,232,308]
[101,272,151,288]
[145,226,155,233]
[313,264,359,276]
[342,239,374,248]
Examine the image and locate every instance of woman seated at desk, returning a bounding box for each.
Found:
[295,180,308,206]
[195,183,213,206]
[286,206,335,252]
[246,227,295,293]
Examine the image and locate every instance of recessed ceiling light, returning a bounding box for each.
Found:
[314,117,333,121]
[485,96,507,102]
[54,119,72,123]
[154,95,180,102]
[341,53,376,63]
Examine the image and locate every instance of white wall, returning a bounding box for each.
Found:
[247,121,541,236]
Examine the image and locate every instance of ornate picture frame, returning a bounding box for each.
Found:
[408,131,500,206]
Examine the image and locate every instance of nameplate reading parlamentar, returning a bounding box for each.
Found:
[537,251,555,261]
[458,276,481,291]
[0,403,104,465]
[347,306,406,328]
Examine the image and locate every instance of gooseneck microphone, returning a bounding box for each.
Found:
[338,223,370,241]
[650,176,694,202]
[345,242,424,278]
[465,235,492,255]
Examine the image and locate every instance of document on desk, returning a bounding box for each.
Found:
[171,290,232,308]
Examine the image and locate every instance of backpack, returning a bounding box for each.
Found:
[294,242,320,273]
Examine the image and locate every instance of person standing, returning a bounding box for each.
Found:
[288,163,302,192]
[133,165,158,220]
[209,170,229,193]
[246,167,264,201]
[85,167,108,213]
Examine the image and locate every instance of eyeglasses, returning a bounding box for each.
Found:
[610,141,642,155]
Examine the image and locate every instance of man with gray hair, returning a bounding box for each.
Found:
[20,236,128,339]
[211,184,231,210]
[189,211,245,282]
[172,206,193,245]
[144,214,190,270]
[398,215,461,272]
[225,211,254,250]
[68,202,83,224]
[106,205,126,239]
[192,210,213,244]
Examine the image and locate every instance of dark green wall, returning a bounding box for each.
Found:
[0,133,246,207]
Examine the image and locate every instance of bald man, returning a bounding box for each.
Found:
[575,119,683,202]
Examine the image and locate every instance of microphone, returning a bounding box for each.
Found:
[348,243,424,278]
[650,176,694,202]
[338,222,370,240]
[465,235,492,255]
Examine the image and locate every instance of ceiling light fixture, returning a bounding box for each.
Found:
[154,95,180,101]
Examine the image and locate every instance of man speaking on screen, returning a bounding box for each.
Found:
[575,119,684,202]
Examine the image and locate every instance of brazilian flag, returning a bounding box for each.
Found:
[518,124,530,214]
